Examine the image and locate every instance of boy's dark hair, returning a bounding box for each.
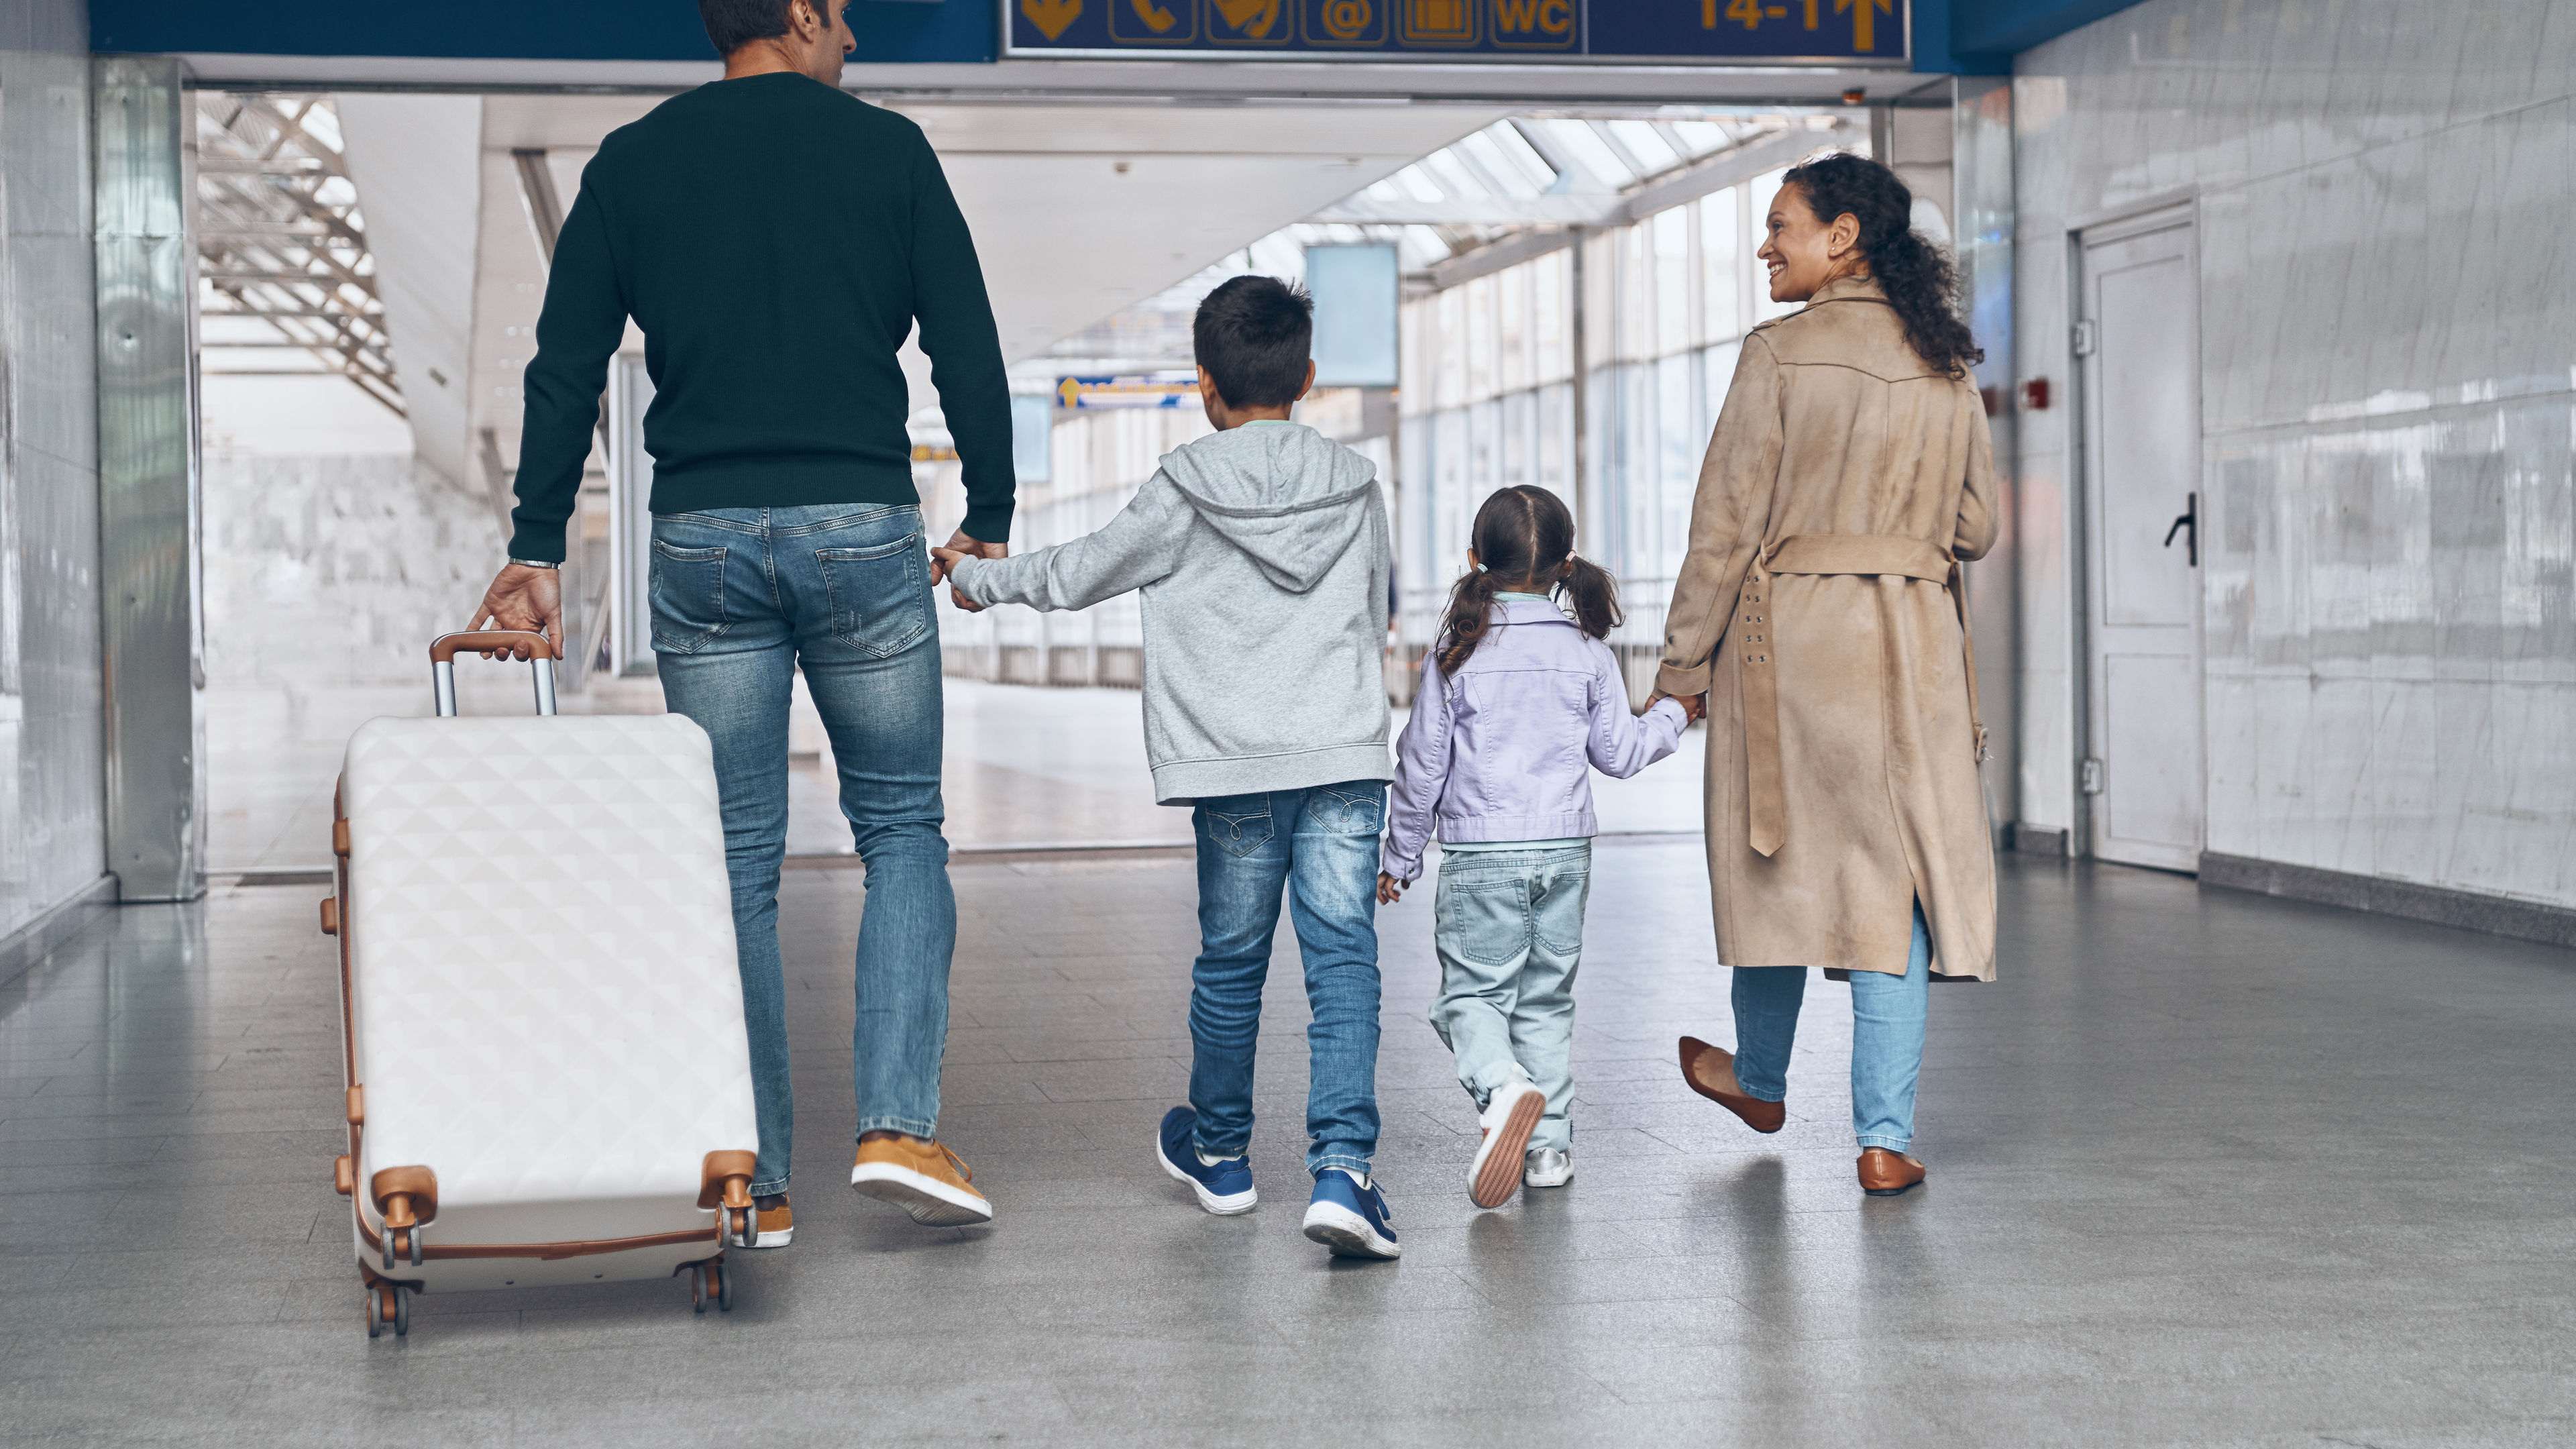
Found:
[698,0,802,56]
[1435,486,1621,677]
[1193,276,1313,410]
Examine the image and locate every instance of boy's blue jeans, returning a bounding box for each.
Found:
[650,503,956,1199]
[1185,782,1386,1179]
[1729,901,1933,1152]
[1429,843,1591,1152]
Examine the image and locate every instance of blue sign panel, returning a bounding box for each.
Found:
[1006,0,1907,63]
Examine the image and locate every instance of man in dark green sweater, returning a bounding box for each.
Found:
[471,0,1014,1244]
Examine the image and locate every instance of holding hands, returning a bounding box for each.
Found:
[1646,690,1708,724]
[928,529,1007,612]
[1377,871,1406,906]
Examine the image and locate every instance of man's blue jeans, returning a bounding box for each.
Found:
[1187,782,1385,1179]
[1729,901,1932,1152]
[651,503,955,1199]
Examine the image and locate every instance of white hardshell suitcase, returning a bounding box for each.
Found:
[324,631,759,1337]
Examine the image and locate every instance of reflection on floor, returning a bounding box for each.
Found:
[210,677,1704,869]
[2,849,2567,1444]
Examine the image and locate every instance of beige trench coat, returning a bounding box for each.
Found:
[1656,276,2001,980]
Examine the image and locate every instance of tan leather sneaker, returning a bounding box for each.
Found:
[743,1195,792,1248]
[850,1134,994,1226]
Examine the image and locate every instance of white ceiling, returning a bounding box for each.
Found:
[440,93,1497,472]
[476,94,1499,362]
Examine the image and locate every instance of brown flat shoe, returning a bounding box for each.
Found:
[1677,1036,1785,1133]
[1858,1148,1927,1196]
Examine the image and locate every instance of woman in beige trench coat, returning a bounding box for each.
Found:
[1650,153,2000,1198]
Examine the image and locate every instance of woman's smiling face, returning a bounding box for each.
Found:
[1757,181,1864,303]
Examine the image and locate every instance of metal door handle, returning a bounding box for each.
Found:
[2161,491,2198,568]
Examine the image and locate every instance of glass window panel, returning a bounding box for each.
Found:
[1468,399,1501,511]
[1667,119,1731,157]
[1498,265,1529,395]
[1657,353,1697,580]
[1487,121,1560,192]
[1534,251,1568,383]
[1501,390,1532,490]
[1621,365,1654,581]
[1399,411,1434,607]
[1700,188,1741,342]
[1399,297,1432,416]
[1581,233,1615,373]
[1434,409,1469,590]
[1394,164,1447,204]
[1418,148,1491,199]
[1617,227,1652,363]
[1455,130,1543,199]
[1542,119,1636,189]
[1652,205,1693,359]
[1465,276,1497,403]
[1434,288,1464,411]
[1605,119,1680,176]
[1536,382,1571,505]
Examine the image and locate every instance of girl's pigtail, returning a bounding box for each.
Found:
[1434,568,1501,678]
[1559,553,1623,641]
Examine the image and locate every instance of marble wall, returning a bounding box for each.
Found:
[0,2,109,938]
[2012,0,2575,906]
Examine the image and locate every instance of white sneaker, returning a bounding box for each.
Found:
[1468,1078,1548,1210]
[1523,1147,1572,1189]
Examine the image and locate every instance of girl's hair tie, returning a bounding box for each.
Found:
[1473,562,1487,574]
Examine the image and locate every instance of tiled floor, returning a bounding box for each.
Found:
[3,841,2569,1445]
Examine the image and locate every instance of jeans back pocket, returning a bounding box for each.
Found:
[1197,802,1277,859]
[817,535,928,658]
[648,539,728,653]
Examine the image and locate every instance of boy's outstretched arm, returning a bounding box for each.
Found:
[942,470,1190,614]
[1587,645,1692,780]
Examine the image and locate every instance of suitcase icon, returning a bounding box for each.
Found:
[323,631,760,1336]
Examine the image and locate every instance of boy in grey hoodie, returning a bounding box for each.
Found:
[936,277,1401,1260]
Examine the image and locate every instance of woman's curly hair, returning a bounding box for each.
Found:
[1780,152,1984,379]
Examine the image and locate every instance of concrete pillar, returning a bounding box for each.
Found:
[94,56,204,901]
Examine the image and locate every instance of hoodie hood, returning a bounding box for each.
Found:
[1160,423,1380,592]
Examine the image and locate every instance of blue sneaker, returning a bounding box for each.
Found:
[1155,1106,1256,1215]
[1301,1169,1400,1260]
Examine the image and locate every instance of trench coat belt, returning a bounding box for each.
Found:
[1736,533,1986,858]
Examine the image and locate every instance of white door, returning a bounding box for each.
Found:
[2080,211,2204,871]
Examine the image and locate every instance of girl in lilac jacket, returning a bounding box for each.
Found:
[1379,486,1696,1210]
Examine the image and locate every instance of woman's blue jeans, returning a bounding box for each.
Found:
[1729,902,1932,1152]
[1187,782,1385,1179]
[651,503,956,1198]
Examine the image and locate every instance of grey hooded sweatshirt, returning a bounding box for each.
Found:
[949,421,1392,804]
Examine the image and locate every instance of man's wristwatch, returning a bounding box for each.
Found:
[506,558,560,570]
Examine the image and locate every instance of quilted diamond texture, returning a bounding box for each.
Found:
[343,713,756,1216]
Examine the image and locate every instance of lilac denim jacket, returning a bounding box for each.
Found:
[1382,599,1690,882]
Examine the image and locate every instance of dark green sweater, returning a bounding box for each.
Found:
[508,73,1014,561]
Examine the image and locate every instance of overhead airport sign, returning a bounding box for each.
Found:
[1007,0,1907,64]
[1057,374,1202,409]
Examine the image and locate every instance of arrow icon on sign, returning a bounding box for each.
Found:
[1835,0,1892,52]
[1022,0,1082,41]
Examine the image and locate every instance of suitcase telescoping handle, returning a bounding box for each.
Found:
[429,631,559,718]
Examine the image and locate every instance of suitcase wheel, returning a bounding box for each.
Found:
[364,1283,409,1339]
[692,1260,733,1315]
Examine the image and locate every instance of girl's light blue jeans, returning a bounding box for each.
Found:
[1728,901,1932,1152]
[1428,843,1591,1153]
